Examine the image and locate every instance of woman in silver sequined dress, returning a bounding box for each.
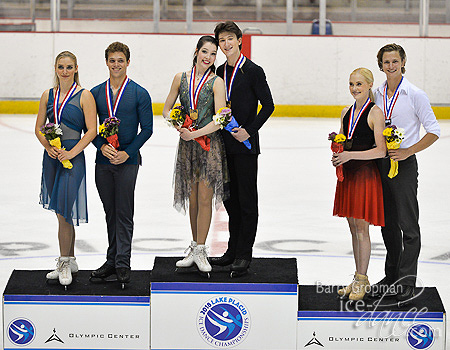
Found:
[162,36,229,275]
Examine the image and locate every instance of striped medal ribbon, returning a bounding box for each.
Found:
[106,76,129,118]
[189,66,211,120]
[383,76,403,126]
[224,53,246,107]
[53,82,77,125]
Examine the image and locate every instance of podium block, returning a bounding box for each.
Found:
[297,285,446,350]
[3,270,151,349]
[150,257,298,350]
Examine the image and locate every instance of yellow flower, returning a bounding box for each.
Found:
[48,137,73,169]
[49,137,62,149]
[334,134,346,143]
[169,109,181,120]
[99,124,105,133]
[383,128,392,137]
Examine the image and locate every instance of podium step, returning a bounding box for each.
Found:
[151,256,299,283]
[297,285,446,349]
[4,269,150,296]
[3,270,151,349]
[151,257,299,349]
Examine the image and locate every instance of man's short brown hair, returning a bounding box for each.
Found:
[105,42,130,61]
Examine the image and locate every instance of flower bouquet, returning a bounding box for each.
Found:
[328,132,346,182]
[213,107,251,150]
[40,123,73,169]
[166,105,210,151]
[99,116,120,149]
[383,125,405,178]
[166,105,185,128]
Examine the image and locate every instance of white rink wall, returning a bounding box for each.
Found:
[1,32,450,105]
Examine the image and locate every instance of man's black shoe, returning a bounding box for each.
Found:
[231,259,250,272]
[116,267,131,284]
[230,259,250,277]
[90,262,115,279]
[396,285,415,302]
[370,276,397,297]
[209,254,234,266]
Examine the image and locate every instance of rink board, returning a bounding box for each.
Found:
[150,256,299,350]
[297,285,447,350]
[2,270,151,349]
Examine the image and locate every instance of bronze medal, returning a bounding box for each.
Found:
[344,139,353,151]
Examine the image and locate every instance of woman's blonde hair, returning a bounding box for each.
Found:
[351,67,375,102]
[54,51,80,88]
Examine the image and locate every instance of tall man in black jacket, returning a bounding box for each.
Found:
[210,21,274,276]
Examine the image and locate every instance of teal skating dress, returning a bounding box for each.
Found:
[39,88,88,226]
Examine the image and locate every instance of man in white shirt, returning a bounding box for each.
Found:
[373,43,440,303]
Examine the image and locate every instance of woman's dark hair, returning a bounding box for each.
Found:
[193,35,218,73]
[214,21,243,50]
[377,43,407,74]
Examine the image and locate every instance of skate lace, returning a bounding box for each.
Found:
[198,246,209,263]
[352,279,370,293]
[352,281,362,293]
[54,257,60,268]
[184,244,195,254]
[59,259,71,277]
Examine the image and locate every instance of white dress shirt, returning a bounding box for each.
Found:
[374,77,440,149]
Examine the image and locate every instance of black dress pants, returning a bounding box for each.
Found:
[95,163,139,269]
[377,155,420,286]
[223,153,258,261]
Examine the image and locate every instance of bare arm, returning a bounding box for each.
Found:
[339,106,348,135]
[35,90,59,159]
[162,73,182,120]
[58,89,98,161]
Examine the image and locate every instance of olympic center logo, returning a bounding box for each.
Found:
[7,318,36,346]
[197,296,251,348]
[406,323,435,350]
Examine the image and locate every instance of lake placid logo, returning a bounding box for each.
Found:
[7,318,36,346]
[197,296,251,348]
[406,323,435,350]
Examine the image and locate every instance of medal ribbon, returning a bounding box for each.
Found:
[383,76,403,123]
[189,67,211,111]
[348,98,371,139]
[106,76,129,118]
[53,82,77,125]
[224,53,246,102]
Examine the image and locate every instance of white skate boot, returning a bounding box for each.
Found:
[46,257,78,280]
[193,245,211,277]
[58,257,73,290]
[176,241,197,268]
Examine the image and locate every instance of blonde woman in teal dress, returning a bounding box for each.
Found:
[35,51,97,288]
[162,35,229,276]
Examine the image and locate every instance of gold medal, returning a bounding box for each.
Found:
[226,101,231,109]
[190,108,198,120]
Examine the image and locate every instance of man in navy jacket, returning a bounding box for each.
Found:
[90,42,153,286]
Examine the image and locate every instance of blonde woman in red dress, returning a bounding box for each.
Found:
[332,68,386,301]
